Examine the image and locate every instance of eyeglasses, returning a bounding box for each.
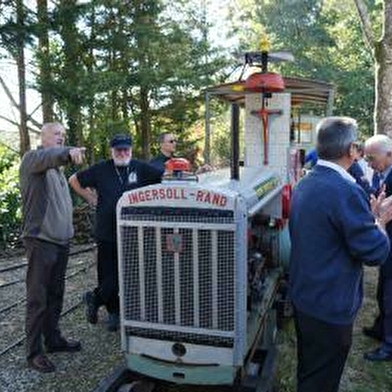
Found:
[114,148,130,153]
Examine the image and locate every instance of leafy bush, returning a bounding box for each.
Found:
[0,146,21,249]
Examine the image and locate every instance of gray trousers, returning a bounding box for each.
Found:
[24,238,69,359]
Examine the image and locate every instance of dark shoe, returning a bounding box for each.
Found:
[28,354,56,373]
[362,326,383,341]
[364,347,392,362]
[83,291,99,324]
[107,313,119,332]
[46,338,82,353]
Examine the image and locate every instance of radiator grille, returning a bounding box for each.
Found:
[119,207,236,346]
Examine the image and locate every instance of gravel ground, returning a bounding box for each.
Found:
[0,306,123,392]
[0,245,125,392]
[0,246,233,392]
[0,246,97,356]
[3,247,386,392]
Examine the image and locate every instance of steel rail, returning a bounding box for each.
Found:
[0,258,95,290]
[0,244,96,274]
[0,298,84,358]
[0,260,95,315]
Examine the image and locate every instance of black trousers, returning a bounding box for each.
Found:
[381,275,392,348]
[94,240,119,315]
[371,273,384,336]
[24,238,69,360]
[294,309,353,392]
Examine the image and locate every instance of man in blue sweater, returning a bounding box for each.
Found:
[289,117,392,392]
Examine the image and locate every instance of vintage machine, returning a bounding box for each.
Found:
[116,162,289,387]
[115,37,333,390]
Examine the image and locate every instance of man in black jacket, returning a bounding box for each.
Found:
[150,132,177,171]
[150,132,212,174]
[69,134,163,332]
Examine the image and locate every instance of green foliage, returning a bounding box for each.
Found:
[0,144,16,172]
[227,0,380,135]
[0,0,36,57]
[0,146,21,249]
[29,0,228,161]
[209,105,235,167]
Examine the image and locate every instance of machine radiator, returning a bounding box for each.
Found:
[119,207,236,347]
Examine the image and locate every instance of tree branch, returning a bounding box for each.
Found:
[29,102,42,117]
[0,114,40,135]
[353,0,375,59]
[25,109,42,129]
[0,75,19,109]
[0,75,42,130]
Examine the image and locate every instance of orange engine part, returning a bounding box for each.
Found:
[244,72,285,93]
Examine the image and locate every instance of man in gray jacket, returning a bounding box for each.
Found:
[19,122,85,373]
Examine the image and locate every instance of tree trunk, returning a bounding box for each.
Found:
[353,0,375,57]
[134,3,153,160]
[86,5,96,164]
[59,0,83,146]
[109,8,120,123]
[140,85,150,160]
[37,0,54,123]
[374,0,392,136]
[16,0,30,156]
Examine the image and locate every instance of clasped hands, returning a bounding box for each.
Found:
[371,185,392,229]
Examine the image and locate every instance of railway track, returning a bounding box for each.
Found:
[0,257,92,290]
[92,361,272,392]
[0,244,96,276]
[0,296,85,358]
[93,363,156,392]
[0,259,95,315]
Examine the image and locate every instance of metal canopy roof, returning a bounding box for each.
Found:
[205,76,334,111]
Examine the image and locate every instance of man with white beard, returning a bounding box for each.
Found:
[69,134,163,331]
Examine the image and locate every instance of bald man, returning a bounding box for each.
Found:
[19,122,85,373]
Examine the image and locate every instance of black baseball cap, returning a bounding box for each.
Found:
[110,134,132,148]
